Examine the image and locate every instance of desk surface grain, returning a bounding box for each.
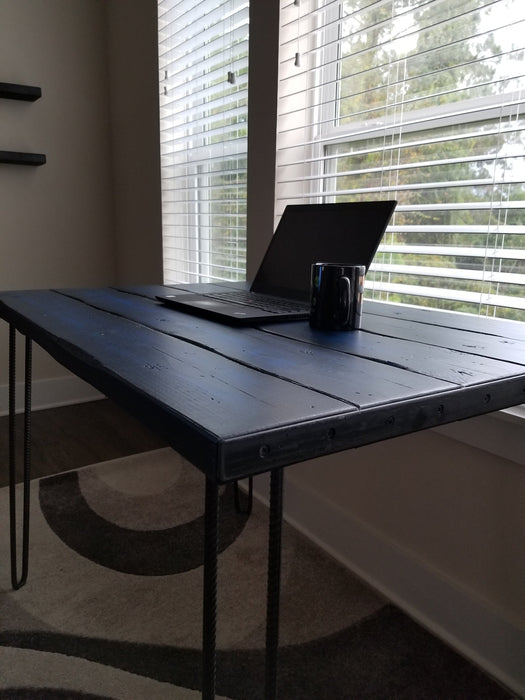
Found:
[1,285,524,482]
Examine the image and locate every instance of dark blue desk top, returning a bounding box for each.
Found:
[1,285,524,483]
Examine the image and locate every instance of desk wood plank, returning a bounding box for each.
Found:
[2,287,524,481]
[262,321,525,386]
[80,287,523,387]
[359,312,525,364]
[0,290,356,480]
[59,287,456,407]
[364,300,525,341]
[52,287,525,477]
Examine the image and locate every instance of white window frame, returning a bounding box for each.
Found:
[289,1,525,320]
[158,0,249,285]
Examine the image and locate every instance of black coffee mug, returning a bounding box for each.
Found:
[309,263,366,331]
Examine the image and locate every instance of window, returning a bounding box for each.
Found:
[158,0,249,284]
[277,0,525,320]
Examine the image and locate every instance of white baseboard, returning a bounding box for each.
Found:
[250,471,525,698]
[0,375,104,416]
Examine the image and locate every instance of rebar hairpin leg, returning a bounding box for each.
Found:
[233,476,253,515]
[202,478,219,700]
[264,467,284,700]
[9,325,33,590]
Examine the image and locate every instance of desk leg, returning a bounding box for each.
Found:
[233,476,253,514]
[202,477,219,700]
[9,326,33,590]
[265,467,284,700]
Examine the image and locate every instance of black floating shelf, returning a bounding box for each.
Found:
[0,151,46,166]
[0,82,42,101]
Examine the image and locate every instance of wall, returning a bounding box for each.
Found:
[0,0,116,292]
[106,0,163,285]
[252,416,525,695]
[246,0,280,280]
[0,0,162,410]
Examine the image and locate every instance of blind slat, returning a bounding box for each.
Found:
[275,0,525,320]
[159,0,248,284]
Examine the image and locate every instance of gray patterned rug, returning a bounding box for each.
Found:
[0,449,512,699]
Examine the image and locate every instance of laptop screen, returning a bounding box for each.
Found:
[251,200,397,302]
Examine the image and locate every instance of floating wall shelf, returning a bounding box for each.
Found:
[1,82,45,165]
[0,151,46,166]
[0,82,42,101]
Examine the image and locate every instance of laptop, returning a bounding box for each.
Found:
[156,200,396,325]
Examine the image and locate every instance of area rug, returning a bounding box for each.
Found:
[0,448,512,699]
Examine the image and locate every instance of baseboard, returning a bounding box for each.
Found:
[250,472,525,698]
[0,375,104,416]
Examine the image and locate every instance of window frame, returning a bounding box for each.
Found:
[158,0,250,285]
[295,1,525,319]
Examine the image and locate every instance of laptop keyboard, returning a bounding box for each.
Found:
[208,290,309,314]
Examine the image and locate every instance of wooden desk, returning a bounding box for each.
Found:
[2,285,525,699]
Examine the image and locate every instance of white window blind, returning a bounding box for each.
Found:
[158,0,249,283]
[277,0,525,321]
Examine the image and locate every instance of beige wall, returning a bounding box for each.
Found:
[0,0,116,291]
[286,430,524,618]
[254,418,525,692]
[0,0,162,389]
[246,0,279,279]
[106,0,163,285]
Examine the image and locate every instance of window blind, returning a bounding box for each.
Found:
[276,0,525,320]
[158,0,249,283]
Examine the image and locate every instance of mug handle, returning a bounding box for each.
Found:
[338,275,351,325]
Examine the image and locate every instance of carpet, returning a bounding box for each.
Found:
[0,448,513,699]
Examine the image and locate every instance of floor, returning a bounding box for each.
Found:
[1,399,519,699]
[0,399,167,488]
